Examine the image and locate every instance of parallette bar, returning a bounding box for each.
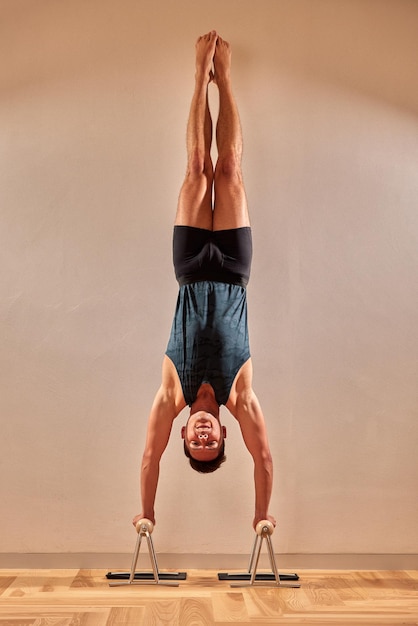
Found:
[218,520,300,588]
[108,518,186,586]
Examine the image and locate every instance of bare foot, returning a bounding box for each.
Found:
[213,35,232,83]
[195,30,217,83]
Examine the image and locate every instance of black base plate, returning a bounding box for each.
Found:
[106,571,187,581]
[218,572,299,581]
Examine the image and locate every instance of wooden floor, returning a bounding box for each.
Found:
[0,569,417,625]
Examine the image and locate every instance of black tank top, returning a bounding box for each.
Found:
[165,281,250,406]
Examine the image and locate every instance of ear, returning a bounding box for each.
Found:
[181,426,186,439]
[222,426,227,439]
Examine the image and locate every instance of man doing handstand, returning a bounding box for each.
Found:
[133,31,275,531]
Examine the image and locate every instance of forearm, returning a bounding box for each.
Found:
[254,453,273,521]
[140,455,160,522]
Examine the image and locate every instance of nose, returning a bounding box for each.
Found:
[198,433,208,440]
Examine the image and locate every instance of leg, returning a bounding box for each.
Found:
[213,36,250,231]
[175,31,217,230]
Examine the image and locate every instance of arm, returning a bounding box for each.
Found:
[227,360,276,529]
[133,357,186,527]
[238,392,275,529]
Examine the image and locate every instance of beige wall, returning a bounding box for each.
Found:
[1,0,418,566]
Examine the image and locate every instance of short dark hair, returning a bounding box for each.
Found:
[183,440,226,473]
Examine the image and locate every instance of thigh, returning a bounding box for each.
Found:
[213,166,250,231]
[175,172,213,230]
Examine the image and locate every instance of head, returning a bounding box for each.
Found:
[181,411,227,473]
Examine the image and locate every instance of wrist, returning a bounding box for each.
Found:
[254,507,268,519]
[142,507,155,519]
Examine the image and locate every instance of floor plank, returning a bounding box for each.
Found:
[0,569,416,625]
[212,590,249,622]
